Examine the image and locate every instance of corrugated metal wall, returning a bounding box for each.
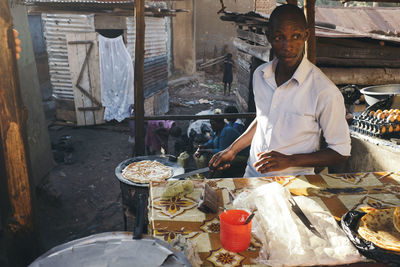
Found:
[42,13,95,100]
[42,13,169,101]
[126,16,168,99]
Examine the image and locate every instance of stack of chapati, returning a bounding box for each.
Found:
[358,207,400,252]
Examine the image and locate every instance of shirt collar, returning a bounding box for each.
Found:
[262,56,312,86]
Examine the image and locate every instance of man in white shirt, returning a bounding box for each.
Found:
[209,4,351,177]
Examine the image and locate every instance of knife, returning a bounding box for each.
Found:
[170,167,210,180]
[288,196,324,239]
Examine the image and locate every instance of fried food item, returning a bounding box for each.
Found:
[122,160,172,184]
[358,207,400,252]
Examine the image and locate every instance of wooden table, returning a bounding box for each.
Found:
[149,172,400,266]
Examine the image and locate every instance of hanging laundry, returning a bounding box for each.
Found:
[99,34,134,122]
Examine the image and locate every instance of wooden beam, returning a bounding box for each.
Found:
[134,0,145,156]
[304,0,316,64]
[130,113,257,121]
[0,0,38,265]
[321,67,400,86]
[233,37,270,62]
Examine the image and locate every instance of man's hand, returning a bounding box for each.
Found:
[13,29,21,59]
[253,150,294,173]
[208,148,236,170]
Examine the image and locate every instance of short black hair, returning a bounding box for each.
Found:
[224,105,239,123]
[269,4,307,32]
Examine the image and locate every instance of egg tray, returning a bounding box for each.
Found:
[351,111,400,139]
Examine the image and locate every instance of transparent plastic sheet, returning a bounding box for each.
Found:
[340,211,400,267]
[232,182,362,267]
[99,35,134,122]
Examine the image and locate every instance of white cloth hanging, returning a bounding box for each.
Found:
[99,34,134,122]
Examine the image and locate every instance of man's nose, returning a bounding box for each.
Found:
[283,39,293,50]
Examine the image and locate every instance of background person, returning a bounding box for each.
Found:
[209,4,350,177]
[195,115,248,177]
[224,105,245,134]
[222,53,234,96]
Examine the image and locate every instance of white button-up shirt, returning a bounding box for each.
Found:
[244,57,351,177]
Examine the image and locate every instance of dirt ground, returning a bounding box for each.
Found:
[36,72,238,254]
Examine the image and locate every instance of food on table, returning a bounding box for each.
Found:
[162,180,194,199]
[357,207,400,252]
[122,160,172,183]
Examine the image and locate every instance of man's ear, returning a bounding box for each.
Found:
[304,27,310,41]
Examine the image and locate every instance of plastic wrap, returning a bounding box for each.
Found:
[232,182,361,266]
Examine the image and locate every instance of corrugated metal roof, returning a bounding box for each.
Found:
[316,6,400,42]
[316,6,399,37]
[222,7,400,43]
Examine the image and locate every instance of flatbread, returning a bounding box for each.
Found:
[122,160,172,184]
[394,207,400,233]
[357,207,400,252]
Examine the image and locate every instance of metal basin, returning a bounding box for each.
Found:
[29,232,190,267]
[360,84,400,106]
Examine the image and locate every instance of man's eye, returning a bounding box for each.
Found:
[293,34,301,40]
[274,36,282,41]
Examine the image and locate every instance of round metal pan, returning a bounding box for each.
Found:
[29,232,191,267]
[115,155,185,187]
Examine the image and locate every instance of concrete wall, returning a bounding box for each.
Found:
[9,3,53,186]
[195,0,254,60]
[172,0,196,75]
[330,136,400,173]
[27,15,46,56]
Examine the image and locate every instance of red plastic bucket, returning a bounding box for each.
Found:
[219,209,252,252]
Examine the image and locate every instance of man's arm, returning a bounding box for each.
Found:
[253,148,347,174]
[208,118,257,170]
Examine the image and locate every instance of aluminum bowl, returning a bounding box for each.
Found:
[360,84,400,106]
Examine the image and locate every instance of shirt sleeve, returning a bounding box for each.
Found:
[316,90,351,156]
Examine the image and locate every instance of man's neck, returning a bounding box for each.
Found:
[275,56,303,87]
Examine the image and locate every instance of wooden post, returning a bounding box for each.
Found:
[134,0,145,156]
[304,0,316,64]
[0,0,37,265]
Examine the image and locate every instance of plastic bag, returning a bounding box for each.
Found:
[340,211,400,267]
[233,182,361,266]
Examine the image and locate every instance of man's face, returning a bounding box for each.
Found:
[268,18,309,68]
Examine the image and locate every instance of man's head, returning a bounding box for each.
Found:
[224,105,239,123]
[210,118,225,133]
[267,4,309,68]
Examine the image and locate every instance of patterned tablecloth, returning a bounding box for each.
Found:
[148,172,400,266]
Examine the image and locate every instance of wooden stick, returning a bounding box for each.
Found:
[134,0,145,156]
